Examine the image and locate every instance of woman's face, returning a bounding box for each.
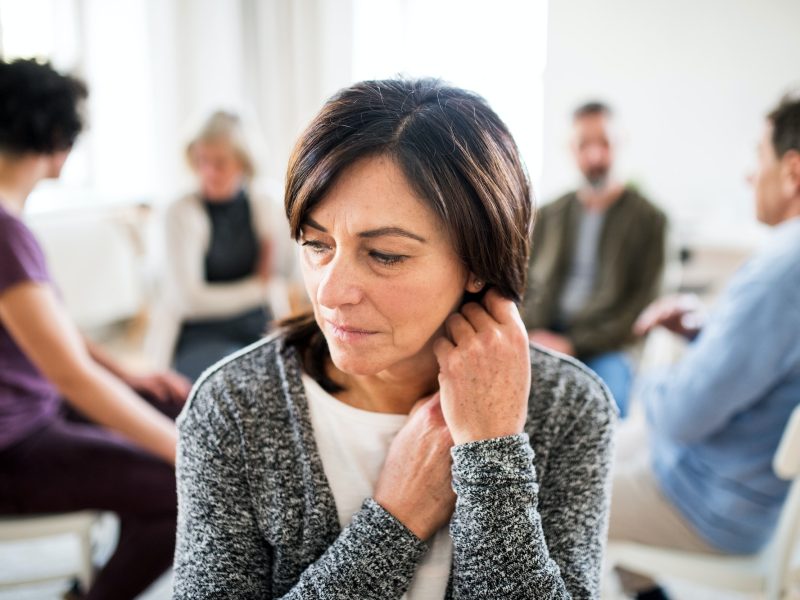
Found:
[190,138,244,201]
[300,155,471,377]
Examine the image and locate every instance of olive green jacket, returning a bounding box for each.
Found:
[521,188,667,358]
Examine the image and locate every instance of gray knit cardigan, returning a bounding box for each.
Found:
[173,334,615,599]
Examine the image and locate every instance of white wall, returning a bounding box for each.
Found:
[541,0,800,247]
[352,0,548,192]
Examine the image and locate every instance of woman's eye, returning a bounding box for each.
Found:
[370,251,407,266]
[301,240,330,254]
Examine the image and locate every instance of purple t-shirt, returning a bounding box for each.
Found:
[0,203,61,450]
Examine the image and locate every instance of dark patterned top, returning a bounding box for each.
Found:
[173,334,616,599]
[203,189,260,283]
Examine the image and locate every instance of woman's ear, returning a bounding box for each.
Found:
[45,149,71,179]
[465,274,485,294]
[781,149,800,198]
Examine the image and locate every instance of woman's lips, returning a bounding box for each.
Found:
[325,320,377,343]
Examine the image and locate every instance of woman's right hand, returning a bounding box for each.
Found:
[373,393,456,541]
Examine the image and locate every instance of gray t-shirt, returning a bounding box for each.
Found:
[558,207,606,323]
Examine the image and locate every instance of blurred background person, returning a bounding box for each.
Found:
[159,111,277,381]
[609,92,800,600]
[0,58,189,600]
[521,102,668,416]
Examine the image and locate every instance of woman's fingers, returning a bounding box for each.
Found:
[433,336,455,364]
[136,377,168,403]
[444,312,475,344]
[409,392,439,418]
[165,372,192,403]
[481,287,518,325]
[460,302,494,331]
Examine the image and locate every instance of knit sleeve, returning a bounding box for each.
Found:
[449,374,615,598]
[280,498,429,598]
[173,376,273,598]
[173,371,429,599]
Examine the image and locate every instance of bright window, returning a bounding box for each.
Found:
[352,0,549,194]
[0,0,155,213]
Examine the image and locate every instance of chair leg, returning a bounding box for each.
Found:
[77,522,94,592]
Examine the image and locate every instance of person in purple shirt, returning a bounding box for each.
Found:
[0,59,191,600]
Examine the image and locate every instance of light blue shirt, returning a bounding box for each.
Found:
[643,216,800,554]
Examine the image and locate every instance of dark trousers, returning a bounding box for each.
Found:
[174,305,271,381]
[0,397,181,600]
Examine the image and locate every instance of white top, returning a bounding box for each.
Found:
[303,374,453,599]
[164,189,273,320]
[144,185,292,368]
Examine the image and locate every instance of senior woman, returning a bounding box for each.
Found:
[161,111,277,380]
[174,79,616,599]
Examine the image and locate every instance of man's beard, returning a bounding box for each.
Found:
[585,168,609,191]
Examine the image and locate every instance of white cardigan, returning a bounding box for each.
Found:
[146,188,289,368]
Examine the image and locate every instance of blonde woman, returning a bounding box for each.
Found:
[163,111,278,380]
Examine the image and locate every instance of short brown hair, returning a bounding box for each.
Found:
[768,92,800,158]
[282,78,533,389]
[573,100,612,121]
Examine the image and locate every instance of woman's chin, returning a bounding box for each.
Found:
[328,348,387,377]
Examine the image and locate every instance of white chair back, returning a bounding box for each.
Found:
[765,403,800,597]
[0,511,98,592]
[606,402,800,600]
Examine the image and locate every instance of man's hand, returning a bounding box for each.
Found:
[634,294,705,340]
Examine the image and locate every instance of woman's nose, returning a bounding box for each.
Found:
[316,254,363,309]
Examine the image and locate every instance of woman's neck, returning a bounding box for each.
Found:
[327,350,441,415]
[0,155,44,216]
[202,184,244,204]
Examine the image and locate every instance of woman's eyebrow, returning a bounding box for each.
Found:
[359,227,427,243]
[303,217,327,232]
[303,218,426,243]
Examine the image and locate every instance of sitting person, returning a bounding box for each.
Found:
[0,59,190,600]
[609,92,800,599]
[163,111,277,381]
[173,78,616,598]
[521,102,668,416]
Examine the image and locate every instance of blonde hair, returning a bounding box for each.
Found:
[185,110,256,179]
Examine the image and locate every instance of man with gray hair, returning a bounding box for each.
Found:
[610,92,800,599]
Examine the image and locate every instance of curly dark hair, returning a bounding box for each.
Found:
[0,58,87,155]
